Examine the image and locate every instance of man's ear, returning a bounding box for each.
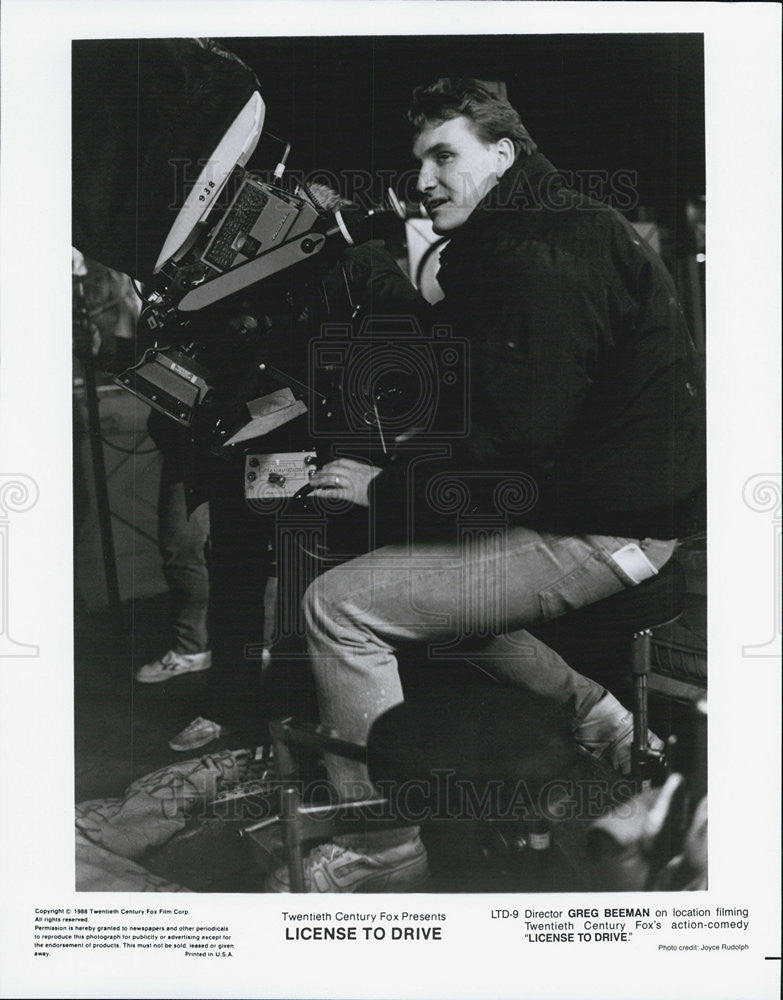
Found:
[495,137,515,177]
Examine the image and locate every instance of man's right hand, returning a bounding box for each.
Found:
[308,459,383,508]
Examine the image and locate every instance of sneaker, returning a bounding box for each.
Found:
[168,716,227,752]
[574,692,664,775]
[265,836,431,893]
[135,649,212,684]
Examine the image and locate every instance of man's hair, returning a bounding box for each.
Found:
[407,78,537,159]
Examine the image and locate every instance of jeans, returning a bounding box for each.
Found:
[158,451,210,655]
[303,529,676,800]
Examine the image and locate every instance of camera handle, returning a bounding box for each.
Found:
[177,230,330,312]
[175,192,404,314]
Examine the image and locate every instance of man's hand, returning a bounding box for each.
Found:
[308,459,383,507]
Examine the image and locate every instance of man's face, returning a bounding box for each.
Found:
[413,116,507,233]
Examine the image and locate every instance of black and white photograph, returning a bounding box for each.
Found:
[0,2,780,999]
[70,30,708,896]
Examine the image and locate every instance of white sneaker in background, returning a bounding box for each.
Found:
[168,716,227,752]
[134,649,212,684]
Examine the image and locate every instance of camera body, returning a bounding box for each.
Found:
[115,168,324,435]
[115,163,405,445]
[150,172,325,319]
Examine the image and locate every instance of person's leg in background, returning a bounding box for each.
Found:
[266,528,674,891]
[160,482,210,657]
[168,473,272,751]
[205,481,272,736]
[135,441,211,684]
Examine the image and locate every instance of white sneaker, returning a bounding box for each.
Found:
[265,836,431,893]
[574,692,664,775]
[135,649,212,684]
[168,716,227,752]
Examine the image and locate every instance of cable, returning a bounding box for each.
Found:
[100,433,159,456]
[75,365,163,454]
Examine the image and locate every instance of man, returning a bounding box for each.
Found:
[265,78,705,893]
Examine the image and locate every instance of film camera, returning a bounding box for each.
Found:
[114,88,406,447]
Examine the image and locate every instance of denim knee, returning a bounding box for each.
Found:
[302,567,376,656]
[302,573,345,647]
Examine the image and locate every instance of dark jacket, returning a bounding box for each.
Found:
[370,153,705,541]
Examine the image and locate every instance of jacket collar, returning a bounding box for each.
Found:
[439,151,562,252]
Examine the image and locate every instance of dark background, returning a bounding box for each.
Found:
[220,33,704,213]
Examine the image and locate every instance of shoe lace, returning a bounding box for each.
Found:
[160,650,185,669]
[307,842,346,869]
